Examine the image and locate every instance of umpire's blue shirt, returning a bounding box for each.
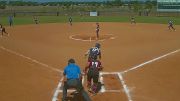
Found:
[64,63,81,79]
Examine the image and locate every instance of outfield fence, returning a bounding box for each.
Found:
[0,10,180,17]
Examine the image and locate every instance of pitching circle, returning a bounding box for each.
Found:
[69,34,116,42]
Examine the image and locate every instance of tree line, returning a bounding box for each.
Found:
[0,0,156,7]
[0,0,157,16]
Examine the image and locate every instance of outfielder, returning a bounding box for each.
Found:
[33,16,39,24]
[130,16,136,24]
[69,16,72,26]
[168,20,176,31]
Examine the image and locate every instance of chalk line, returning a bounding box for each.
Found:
[51,72,124,101]
[121,48,180,74]
[52,78,64,101]
[118,73,133,101]
[99,72,106,93]
[117,48,180,101]
[57,89,122,93]
[51,46,180,101]
[0,46,62,73]
[69,34,115,42]
[100,72,119,75]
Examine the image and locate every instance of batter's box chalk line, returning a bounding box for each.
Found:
[1,45,179,101]
[52,72,133,101]
[52,48,180,101]
[1,44,180,101]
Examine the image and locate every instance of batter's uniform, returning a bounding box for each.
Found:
[86,59,102,93]
[87,47,101,61]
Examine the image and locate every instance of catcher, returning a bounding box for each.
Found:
[83,55,103,94]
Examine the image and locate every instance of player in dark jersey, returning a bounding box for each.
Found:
[130,16,136,24]
[96,22,100,39]
[84,55,103,94]
[0,24,9,37]
[168,20,176,31]
[33,16,39,24]
[69,16,72,26]
[85,43,101,61]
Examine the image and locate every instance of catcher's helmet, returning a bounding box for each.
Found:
[95,43,101,48]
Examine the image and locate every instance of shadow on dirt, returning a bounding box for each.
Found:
[65,82,103,101]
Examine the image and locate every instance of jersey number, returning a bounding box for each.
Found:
[92,62,98,67]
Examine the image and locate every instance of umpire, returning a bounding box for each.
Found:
[62,58,91,101]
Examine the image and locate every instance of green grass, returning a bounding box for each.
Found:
[136,16,180,24]
[0,16,180,26]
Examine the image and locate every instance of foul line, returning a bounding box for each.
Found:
[117,48,180,101]
[121,48,180,74]
[0,46,62,73]
[51,48,180,101]
[52,78,64,101]
[90,36,92,42]
[7,42,176,101]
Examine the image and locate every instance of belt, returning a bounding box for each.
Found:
[67,78,79,80]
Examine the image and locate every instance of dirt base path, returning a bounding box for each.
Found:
[0,22,180,101]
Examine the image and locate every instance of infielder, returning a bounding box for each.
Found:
[0,24,9,37]
[96,22,100,39]
[8,16,13,26]
[168,20,176,31]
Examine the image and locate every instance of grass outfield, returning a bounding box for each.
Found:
[0,16,180,26]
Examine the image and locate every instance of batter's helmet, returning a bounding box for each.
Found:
[95,43,101,48]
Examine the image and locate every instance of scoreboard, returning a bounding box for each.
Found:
[157,0,180,12]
